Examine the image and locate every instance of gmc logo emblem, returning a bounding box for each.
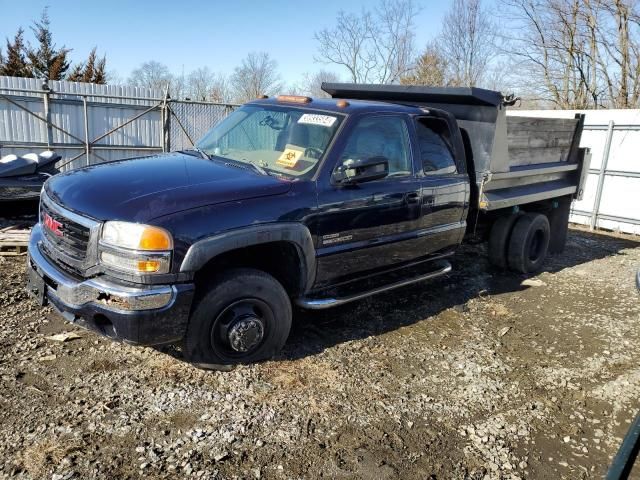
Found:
[43,212,63,237]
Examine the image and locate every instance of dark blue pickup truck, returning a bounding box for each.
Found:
[26,84,590,367]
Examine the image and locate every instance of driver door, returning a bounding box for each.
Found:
[313,114,423,286]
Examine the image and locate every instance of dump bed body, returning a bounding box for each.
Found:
[322,83,590,211]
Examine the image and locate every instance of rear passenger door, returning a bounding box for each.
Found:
[412,116,469,254]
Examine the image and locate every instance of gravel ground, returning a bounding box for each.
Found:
[0,225,639,479]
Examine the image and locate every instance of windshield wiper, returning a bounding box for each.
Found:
[193,146,211,160]
[221,159,271,177]
[179,147,210,160]
[247,161,269,176]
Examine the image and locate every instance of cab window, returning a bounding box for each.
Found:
[415,118,457,175]
[340,116,412,177]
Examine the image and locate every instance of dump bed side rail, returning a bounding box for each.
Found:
[480,114,589,211]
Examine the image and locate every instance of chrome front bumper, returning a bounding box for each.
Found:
[28,224,175,312]
[27,224,195,345]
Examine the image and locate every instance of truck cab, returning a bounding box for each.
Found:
[26,85,589,368]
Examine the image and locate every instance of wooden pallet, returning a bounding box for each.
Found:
[0,225,30,256]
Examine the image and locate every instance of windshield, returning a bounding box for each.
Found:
[195,104,344,179]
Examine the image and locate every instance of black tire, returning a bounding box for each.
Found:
[184,268,292,368]
[488,214,521,269]
[507,213,550,273]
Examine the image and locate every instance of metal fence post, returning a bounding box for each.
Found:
[590,120,615,230]
[42,81,54,149]
[82,96,90,166]
[162,87,170,152]
[161,102,166,153]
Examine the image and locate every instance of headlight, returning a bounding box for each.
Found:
[101,221,173,250]
[99,221,173,275]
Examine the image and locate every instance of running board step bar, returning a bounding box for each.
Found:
[296,260,452,310]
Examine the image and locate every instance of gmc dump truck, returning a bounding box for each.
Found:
[26,84,590,368]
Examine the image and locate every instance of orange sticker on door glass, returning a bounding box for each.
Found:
[276,148,303,168]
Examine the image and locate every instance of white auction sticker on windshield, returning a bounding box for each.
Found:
[298,114,337,127]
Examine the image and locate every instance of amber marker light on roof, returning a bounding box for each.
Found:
[276,95,312,104]
[336,100,350,108]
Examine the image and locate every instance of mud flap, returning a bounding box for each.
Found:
[548,196,572,254]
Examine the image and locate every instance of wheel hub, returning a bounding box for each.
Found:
[227,316,265,353]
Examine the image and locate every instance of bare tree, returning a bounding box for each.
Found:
[106,69,124,86]
[186,68,232,103]
[127,62,232,100]
[501,0,593,108]
[439,0,498,87]
[299,70,342,97]
[501,0,640,108]
[128,61,173,91]
[171,72,188,100]
[186,67,211,100]
[314,0,418,84]
[589,0,640,108]
[400,41,448,86]
[482,59,513,92]
[184,67,221,101]
[208,74,232,103]
[230,52,282,102]
[283,83,304,96]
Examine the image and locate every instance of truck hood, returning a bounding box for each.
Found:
[45,152,292,222]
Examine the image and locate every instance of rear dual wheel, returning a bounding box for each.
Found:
[507,213,550,273]
[488,213,522,269]
[489,212,550,274]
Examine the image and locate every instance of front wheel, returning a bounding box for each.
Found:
[184,268,292,368]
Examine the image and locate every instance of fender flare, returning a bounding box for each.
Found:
[179,223,316,293]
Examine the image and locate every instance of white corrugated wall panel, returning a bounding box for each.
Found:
[598,176,640,220]
[606,130,640,174]
[0,75,165,169]
[0,97,47,143]
[571,173,598,213]
[580,129,608,170]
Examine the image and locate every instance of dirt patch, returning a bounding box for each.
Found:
[0,227,639,479]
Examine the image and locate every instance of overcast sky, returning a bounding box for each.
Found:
[0,0,453,85]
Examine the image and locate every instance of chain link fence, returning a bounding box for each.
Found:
[167,101,236,151]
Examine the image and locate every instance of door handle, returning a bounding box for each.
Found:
[405,192,420,204]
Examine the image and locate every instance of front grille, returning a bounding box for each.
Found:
[41,200,91,263]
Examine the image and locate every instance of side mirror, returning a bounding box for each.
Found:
[332,156,389,185]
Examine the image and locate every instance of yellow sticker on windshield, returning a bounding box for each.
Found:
[277,148,303,168]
